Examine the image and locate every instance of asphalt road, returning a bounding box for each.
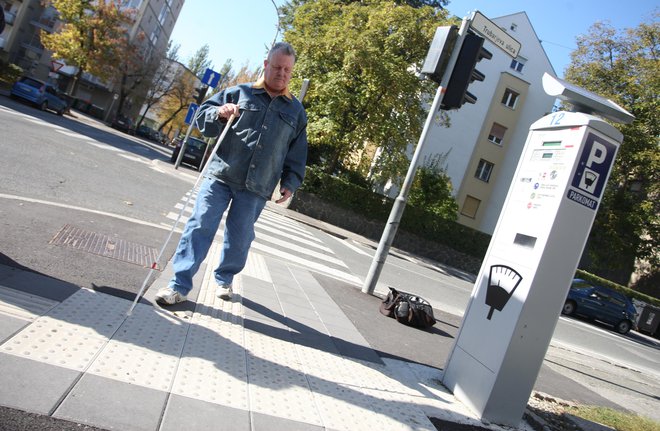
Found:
[0,97,193,295]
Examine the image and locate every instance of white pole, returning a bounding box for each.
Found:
[174,106,198,169]
[361,85,445,294]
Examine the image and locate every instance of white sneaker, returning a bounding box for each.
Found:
[154,286,187,305]
[216,284,233,300]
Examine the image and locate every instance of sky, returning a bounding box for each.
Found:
[169,0,657,79]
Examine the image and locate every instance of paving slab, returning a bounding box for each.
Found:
[160,394,250,431]
[54,373,168,431]
[0,353,80,415]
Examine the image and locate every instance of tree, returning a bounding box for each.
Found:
[282,0,451,181]
[155,45,212,134]
[187,44,213,76]
[215,61,262,92]
[136,42,181,129]
[565,11,659,286]
[155,69,197,134]
[41,0,134,96]
[408,154,457,220]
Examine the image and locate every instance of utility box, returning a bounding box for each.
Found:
[442,74,635,427]
[637,304,660,337]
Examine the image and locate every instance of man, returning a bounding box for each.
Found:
[155,42,307,305]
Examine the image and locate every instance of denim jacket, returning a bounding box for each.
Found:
[195,83,308,200]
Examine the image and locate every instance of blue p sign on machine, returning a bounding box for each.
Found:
[202,68,221,88]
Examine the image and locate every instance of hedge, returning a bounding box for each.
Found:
[576,269,660,307]
[300,166,491,259]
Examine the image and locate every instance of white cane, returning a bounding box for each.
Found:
[127,113,236,316]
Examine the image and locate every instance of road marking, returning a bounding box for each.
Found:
[56,129,89,139]
[254,230,347,267]
[325,235,372,257]
[88,142,125,152]
[0,193,178,232]
[251,241,362,285]
[118,153,152,165]
[25,117,68,131]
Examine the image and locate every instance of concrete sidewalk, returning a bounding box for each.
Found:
[0,235,531,431]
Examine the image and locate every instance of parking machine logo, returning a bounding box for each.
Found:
[567,133,617,210]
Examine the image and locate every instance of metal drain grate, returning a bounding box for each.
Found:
[50,224,159,268]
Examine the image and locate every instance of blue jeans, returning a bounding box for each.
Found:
[169,177,267,296]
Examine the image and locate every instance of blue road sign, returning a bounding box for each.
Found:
[202,68,221,88]
[184,103,198,125]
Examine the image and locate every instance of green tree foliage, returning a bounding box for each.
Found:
[565,11,659,285]
[282,0,451,180]
[187,44,213,77]
[408,154,457,220]
[41,0,134,95]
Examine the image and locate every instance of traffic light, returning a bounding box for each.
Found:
[421,26,459,84]
[194,86,208,104]
[440,33,492,110]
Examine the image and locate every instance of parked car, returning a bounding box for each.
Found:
[562,279,638,334]
[111,114,134,134]
[135,124,160,141]
[10,76,68,115]
[135,124,151,138]
[170,137,210,170]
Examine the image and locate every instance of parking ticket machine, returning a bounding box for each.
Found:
[442,74,635,426]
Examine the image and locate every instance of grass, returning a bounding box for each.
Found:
[567,405,660,431]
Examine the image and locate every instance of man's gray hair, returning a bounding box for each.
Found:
[268,42,297,61]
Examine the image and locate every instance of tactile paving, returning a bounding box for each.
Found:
[172,322,248,409]
[86,304,190,391]
[0,317,107,370]
[43,289,128,338]
[170,242,249,408]
[111,304,189,355]
[0,289,127,370]
[88,340,179,391]
[308,379,435,431]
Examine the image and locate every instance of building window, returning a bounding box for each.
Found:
[510,58,525,73]
[488,123,507,146]
[150,26,161,44]
[121,0,143,9]
[475,160,494,182]
[510,23,518,32]
[501,88,519,109]
[461,195,481,219]
[158,3,168,24]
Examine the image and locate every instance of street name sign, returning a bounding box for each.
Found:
[470,11,521,58]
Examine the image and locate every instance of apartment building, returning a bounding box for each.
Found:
[0,0,184,119]
[421,12,557,235]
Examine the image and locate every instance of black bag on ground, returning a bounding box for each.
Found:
[379,287,436,328]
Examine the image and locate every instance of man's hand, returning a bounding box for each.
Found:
[275,187,292,204]
[218,103,239,120]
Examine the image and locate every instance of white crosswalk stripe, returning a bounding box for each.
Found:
[164,191,361,285]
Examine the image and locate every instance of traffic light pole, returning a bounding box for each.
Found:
[361,17,470,295]
[361,83,446,294]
